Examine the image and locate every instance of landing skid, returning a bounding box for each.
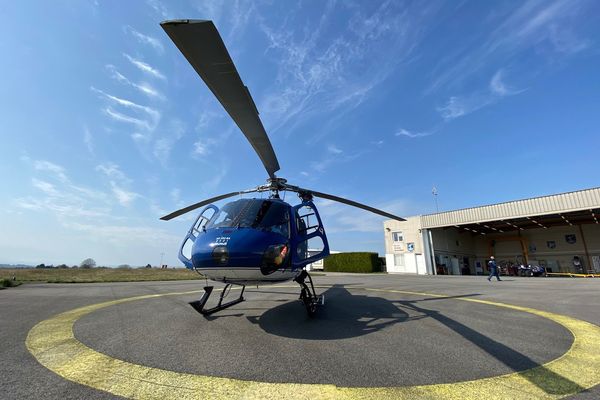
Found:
[294,270,324,317]
[189,283,245,315]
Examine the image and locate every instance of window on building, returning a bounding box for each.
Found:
[392,231,404,252]
[392,231,403,242]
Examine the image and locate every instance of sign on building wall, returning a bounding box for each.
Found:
[407,242,415,252]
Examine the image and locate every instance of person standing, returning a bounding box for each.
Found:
[488,255,501,281]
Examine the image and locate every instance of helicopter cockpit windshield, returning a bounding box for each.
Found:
[206,199,290,238]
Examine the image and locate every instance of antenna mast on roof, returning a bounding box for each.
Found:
[432,186,439,213]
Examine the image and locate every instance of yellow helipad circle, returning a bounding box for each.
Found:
[26,287,600,399]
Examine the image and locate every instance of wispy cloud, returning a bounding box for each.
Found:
[34,160,69,183]
[18,161,112,219]
[15,197,110,218]
[395,128,433,139]
[258,1,438,139]
[32,178,58,196]
[146,0,171,19]
[490,70,510,96]
[125,26,164,53]
[489,70,524,96]
[153,119,186,166]
[92,87,160,119]
[110,182,140,206]
[95,162,140,206]
[427,0,591,94]
[192,1,256,42]
[93,87,161,130]
[123,53,166,80]
[193,138,218,156]
[106,64,164,99]
[96,162,130,183]
[437,96,488,121]
[327,144,343,155]
[83,126,94,155]
[547,24,591,54]
[105,108,152,130]
[309,148,366,175]
[437,70,525,121]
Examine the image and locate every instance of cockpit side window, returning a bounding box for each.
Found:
[250,201,290,238]
[295,205,317,235]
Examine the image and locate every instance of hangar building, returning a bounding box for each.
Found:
[383,187,600,276]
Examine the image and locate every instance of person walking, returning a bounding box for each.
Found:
[487,255,501,281]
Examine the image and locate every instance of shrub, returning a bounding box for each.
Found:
[1,278,21,288]
[323,252,382,273]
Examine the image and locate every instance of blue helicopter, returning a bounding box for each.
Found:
[160,20,405,317]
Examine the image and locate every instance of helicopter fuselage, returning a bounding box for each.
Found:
[178,198,329,285]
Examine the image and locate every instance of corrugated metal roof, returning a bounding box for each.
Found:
[420,187,600,228]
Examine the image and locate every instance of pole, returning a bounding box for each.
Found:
[432,186,439,213]
[578,224,592,274]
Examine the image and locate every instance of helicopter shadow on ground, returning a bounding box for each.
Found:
[390,297,583,396]
[247,284,426,340]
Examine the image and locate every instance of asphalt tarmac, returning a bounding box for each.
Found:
[2,273,600,399]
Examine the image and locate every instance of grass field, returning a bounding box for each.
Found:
[0,268,202,284]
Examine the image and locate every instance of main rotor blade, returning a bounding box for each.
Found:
[161,20,280,178]
[296,187,406,221]
[160,189,258,221]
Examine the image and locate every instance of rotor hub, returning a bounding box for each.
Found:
[266,177,287,198]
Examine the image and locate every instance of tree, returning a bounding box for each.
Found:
[80,258,97,269]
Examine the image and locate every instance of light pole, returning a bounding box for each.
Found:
[432,186,439,213]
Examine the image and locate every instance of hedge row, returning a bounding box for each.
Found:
[323,252,382,273]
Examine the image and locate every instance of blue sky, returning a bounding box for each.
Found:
[1,1,599,266]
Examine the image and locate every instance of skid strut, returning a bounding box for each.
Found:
[294,270,324,317]
[189,283,245,315]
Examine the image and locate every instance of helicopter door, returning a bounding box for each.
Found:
[291,201,330,269]
[178,205,218,268]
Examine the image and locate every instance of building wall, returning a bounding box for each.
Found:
[384,216,423,254]
[383,217,424,274]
